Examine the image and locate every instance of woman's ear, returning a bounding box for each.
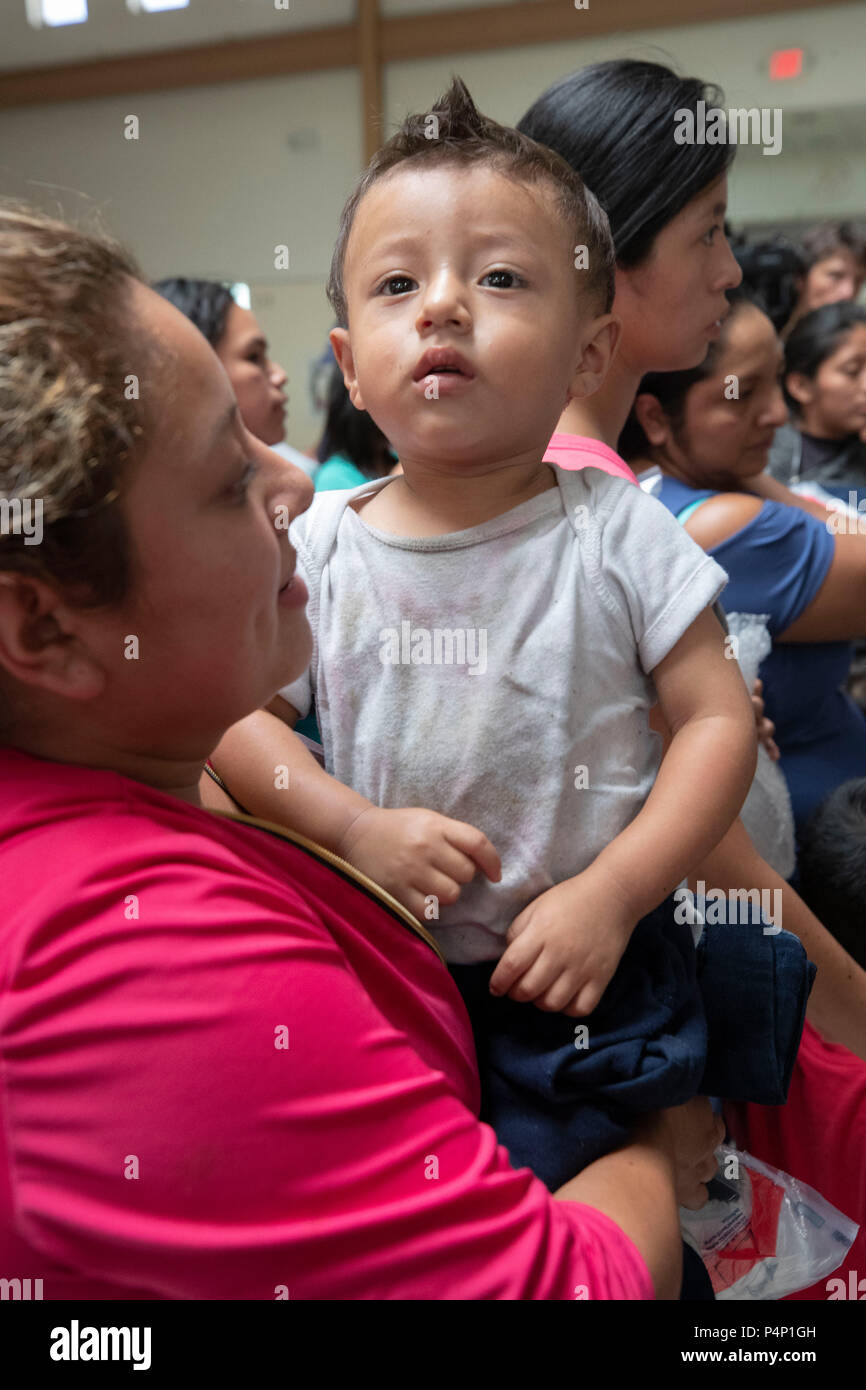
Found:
[329,327,366,411]
[565,313,621,403]
[0,574,105,702]
[633,393,672,448]
[784,370,814,410]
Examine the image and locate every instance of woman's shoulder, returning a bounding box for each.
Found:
[683,489,834,559]
[682,492,765,550]
[0,749,323,938]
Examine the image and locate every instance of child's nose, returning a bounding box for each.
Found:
[416,273,470,331]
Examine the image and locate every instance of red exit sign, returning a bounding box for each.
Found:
[769,48,804,80]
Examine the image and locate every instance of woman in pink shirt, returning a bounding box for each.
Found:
[0,205,718,1301]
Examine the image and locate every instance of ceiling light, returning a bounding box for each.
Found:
[126,0,190,13]
[27,0,88,26]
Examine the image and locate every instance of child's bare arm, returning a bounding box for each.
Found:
[209,701,372,852]
[209,704,501,919]
[592,604,757,912]
[490,606,756,1015]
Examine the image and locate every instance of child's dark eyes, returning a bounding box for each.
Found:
[702,224,721,245]
[376,269,526,294]
[378,275,416,296]
[481,268,525,289]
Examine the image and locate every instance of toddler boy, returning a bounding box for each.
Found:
[216,79,757,1190]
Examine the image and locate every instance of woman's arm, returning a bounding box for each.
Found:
[690,814,866,1062]
[554,1112,681,1300]
[683,492,866,643]
[555,1098,724,1301]
[650,705,866,1061]
[776,534,866,642]
[744,469,836,522]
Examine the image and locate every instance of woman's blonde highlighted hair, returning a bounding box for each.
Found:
[0,203,152,605]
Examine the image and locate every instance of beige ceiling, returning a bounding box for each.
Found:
[0,0,525,71]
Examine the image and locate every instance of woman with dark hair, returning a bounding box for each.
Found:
[154,276,289,449]
[782,222,866,338]
[619,294,866,834]
[315,358,397,490]
[515,62,864,1019]
[619,294,866,1299]
[520,61,737,394]
[516,60,866,1300]
[767,301,866,490]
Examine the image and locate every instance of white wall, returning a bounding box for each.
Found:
[1,2,865,447]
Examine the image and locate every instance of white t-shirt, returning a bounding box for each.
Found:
[281,465,727,964]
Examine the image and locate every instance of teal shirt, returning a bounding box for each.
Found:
[314,455,369,492]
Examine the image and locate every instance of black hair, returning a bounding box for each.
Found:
[800,222,866,274]
[152,277,235,348]
[618,289,760,460]
[783,301,866,415]
[328,75,614,325]
[316,361,394,479]
[517,59,736,267]
[798,778,866,970]
[729,233,804,332]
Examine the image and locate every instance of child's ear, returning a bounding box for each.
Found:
[566,313,621,403]
[329,327,367,411]
[633,393,671,448]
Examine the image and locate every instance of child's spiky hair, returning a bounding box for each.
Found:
[326,76,615,327]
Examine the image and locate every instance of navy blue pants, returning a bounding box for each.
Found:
[450,897,714,1298]
[450,895,815,1191]
[450,897,707,1193]
[450,895,815,1301]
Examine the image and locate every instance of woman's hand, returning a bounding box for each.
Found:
[751,679,780,761]
[663,1096,725,1210]
[336,805,501,921]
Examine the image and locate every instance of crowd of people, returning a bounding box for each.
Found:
[1,58,866,1303]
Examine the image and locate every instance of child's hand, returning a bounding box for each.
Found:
[489,866,636,1017]
[337,806,501,922]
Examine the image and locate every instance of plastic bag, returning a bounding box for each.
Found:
[725,612,797,881]
[680,1143,858,1300]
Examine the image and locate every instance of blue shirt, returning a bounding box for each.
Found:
[656,475,866,834]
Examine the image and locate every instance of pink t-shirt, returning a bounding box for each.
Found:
[0,747,651,1300]
[544,432,638,485]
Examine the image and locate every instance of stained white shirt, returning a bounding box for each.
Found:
[282,466,727,963]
